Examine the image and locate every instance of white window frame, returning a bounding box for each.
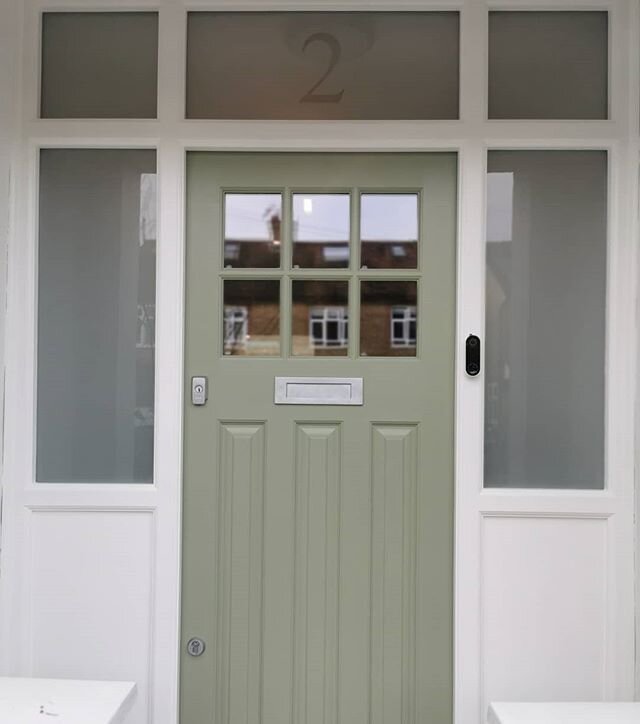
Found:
[309,305,349,348]
[390,304,417,348]
[0,2,637,724]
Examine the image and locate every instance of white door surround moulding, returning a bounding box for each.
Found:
[0,2,638,724]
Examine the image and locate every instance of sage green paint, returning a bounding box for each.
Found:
[181,153,457,724]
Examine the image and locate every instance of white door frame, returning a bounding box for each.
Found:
[0,1,638,723]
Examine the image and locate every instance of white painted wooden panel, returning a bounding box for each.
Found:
[28,511,154,724]
[481,516,607,717]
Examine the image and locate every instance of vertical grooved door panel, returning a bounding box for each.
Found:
[218,423,265,724]
[294,424,341,724]
[371,425,418,724]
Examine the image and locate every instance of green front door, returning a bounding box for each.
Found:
[181,152,457,724]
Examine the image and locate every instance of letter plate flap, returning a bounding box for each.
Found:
[274,377,363,405]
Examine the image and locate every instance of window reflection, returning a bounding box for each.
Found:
[224,193,282,268]
[292,194,350,268]
[292,280,349,356]
[360,280,417,356]
[391,306,417,348]
[360,194,418,269]
[223,280,280,356]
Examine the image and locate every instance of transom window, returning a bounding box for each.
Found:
[39,9,610,122]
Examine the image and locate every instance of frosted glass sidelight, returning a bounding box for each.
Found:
[484,151,606,489]
[41,12,158,118]
[488,11,608,119]
[186,12,459,120]
[37,150,157,483]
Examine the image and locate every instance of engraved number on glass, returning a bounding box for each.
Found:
[300,33,345,104]
[186,12,460,120]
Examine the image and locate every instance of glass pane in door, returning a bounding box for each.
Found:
[360,193,418,269]
[223,279,281,356]
[292,279,349,356]
[292,193,350,268]
[224,193,282,268]
[360,280,417,356]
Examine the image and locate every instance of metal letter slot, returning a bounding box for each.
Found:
[274,377,363,405]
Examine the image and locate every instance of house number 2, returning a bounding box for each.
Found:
[300,32,345,104]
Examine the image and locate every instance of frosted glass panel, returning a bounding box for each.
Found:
[488,11,608,119]
[41,12,158,118]
[484,151,606,489]
[186,12,459,119]
[37,149,157,483]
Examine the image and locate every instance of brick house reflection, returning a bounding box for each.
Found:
[224,210,417,356]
